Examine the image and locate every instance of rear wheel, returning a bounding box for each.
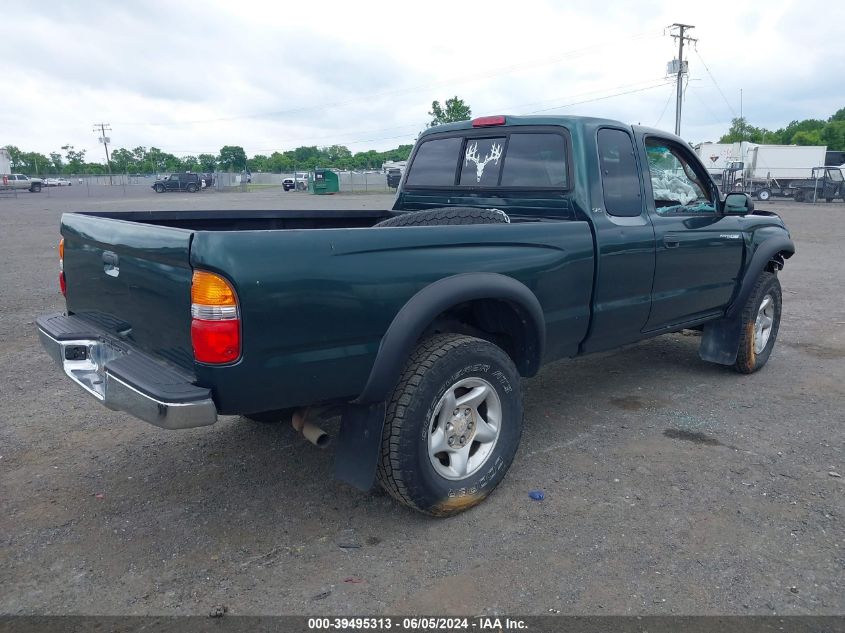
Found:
[377,334,523,517]
[733,272,782,374]
[186,183,198,193]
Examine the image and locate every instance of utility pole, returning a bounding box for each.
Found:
[93,123,114,185]
[668,23,696,136]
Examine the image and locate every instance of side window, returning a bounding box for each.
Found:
[645,139,715,215]
[500,133,567,188]
[459,137,505,186]
[406,137,461,186]
[597,129,641,217]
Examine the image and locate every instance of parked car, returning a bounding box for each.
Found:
[45,178,72,187]
[37,114,794,517]
[1,173,42,192]
[151,173,201,193]
[283,172,309,191]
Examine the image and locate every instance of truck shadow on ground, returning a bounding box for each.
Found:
[81,331,746,525]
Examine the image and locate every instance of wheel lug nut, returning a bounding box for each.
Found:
[448,437,454,446]
[460,435,466,444]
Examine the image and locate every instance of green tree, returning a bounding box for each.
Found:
[821,120,845,151]
[110,148,136,173]
[791,130,823,146]
[217,145,247,171]
[61,145,86,174]
[428,96,472,127]
[198,154,217,172]
[180,155,200,172]
[49,152,63,173]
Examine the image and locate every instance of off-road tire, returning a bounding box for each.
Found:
[377,334,523,517]
[733,271,782,374]
[374,207,509,228]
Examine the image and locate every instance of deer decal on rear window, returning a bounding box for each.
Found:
[465,141,503,183]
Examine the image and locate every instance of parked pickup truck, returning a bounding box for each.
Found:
[37,114,794,516]
[2,173,43,192]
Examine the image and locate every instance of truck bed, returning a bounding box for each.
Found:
[59,209,595,413]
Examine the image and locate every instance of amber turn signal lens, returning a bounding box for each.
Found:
[192,270,237,306]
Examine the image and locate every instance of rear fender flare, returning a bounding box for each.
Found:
[355,272,546,405]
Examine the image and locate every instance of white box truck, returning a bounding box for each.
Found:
[695,142,828,200]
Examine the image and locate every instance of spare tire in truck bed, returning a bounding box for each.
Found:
[374,207,510,228]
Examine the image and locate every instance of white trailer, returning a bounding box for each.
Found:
[695,142,828,200]
[0,147,11,177]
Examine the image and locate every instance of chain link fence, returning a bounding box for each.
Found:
[2,170,397,198]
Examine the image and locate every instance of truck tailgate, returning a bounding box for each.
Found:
[61,213,195,371]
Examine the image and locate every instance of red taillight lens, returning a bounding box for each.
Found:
[59,238,66,296]
[191,319,240,364]
[191,270,241,364]
[472,115,506,127]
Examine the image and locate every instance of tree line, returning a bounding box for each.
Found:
[3,142,415,176]
[718,107,845,149]
[4,97,471,176]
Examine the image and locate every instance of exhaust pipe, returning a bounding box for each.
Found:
[291,407,331,448]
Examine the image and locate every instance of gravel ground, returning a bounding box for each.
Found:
[0,188,843,616]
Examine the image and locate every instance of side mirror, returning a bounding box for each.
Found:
[723,192,754,215]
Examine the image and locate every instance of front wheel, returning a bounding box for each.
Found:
[30,183,41,193]
[377,334,523,517]
[733,272,782,374]
[154,184,165,193]
[756,188,771,201]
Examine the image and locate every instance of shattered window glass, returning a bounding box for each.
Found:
[646,140,715,215]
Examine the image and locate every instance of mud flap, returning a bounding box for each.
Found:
[699,316,742,365]
[334,401,386,490]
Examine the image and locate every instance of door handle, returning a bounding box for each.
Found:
[664,237,680,248]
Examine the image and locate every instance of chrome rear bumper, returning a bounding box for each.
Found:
[37,314,217,430]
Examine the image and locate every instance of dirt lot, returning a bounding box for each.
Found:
[0,188,842,616]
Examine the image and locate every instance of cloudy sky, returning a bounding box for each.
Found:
[1,0,841,161]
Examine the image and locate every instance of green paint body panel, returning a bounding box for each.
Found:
[54,115,793,416]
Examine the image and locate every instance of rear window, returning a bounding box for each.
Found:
[500,133,567,188]
[406,130,568,189]
[405,137,462,186]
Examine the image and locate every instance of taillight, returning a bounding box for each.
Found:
[471,115,506,127]
[191,270,240,363]
[59,238,66,296]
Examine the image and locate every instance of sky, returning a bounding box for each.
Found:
[1,0,842,162]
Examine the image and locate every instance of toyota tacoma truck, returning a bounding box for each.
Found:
[37,115,794,516]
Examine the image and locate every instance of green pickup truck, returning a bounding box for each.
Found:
[37,115,794,516]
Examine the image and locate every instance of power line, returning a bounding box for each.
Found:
[692,47,737,119]
[653,83,676,127]
[112,31,664,128]
[521,81,672,115]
